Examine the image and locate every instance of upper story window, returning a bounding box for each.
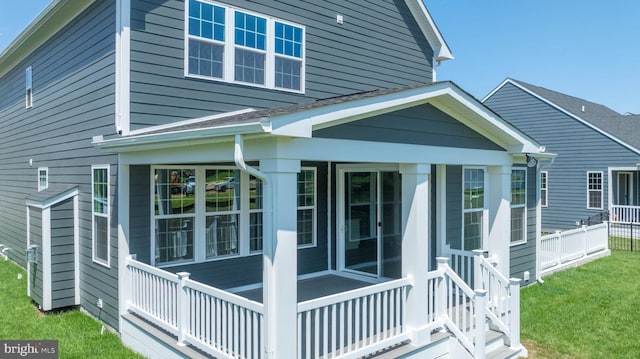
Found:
[462,167,486,251]
[186,0,305,92]
[510,169,527,244]
[38,168,48,192]
[587,171,603,209]
[541,171,548,207]
[25,66,33,108]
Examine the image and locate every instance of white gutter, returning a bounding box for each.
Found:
[233,134,275,356]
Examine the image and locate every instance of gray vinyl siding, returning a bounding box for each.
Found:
[485,83,640,231]
[51,198,77,308]
[510,167,538,284]
[29,208,44,307]
[0,1,119,329]
[314,105,503,150]
[446,166,463,250]
[129,162,329,289]
[129,0,434,129]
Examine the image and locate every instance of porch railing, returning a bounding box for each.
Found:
[538,223,609,275]
[473,252,520,349]
[126,256,516,359]
[296,277,411,359]
[611,205,640,224]
[126,257,264,359]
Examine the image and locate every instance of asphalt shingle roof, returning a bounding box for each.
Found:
[511,79,640,150]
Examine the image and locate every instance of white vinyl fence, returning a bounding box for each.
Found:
[538,223,609,276]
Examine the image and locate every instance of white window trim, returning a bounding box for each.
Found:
[38,167,48,192]
[92,165,110,267]
[541,171,548,208]
[25,66,33,108]
[184,0,306,93]
[297,167,317,249]
[462,166,488,251]
[510,168,527,246]
[587,171,604,210]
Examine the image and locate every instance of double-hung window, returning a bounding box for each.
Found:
[297,168,316,247]
[92,165,110,266]
[463,167,486,251]
[587,171,603,209]
[38,168,48,192]
[511,169,527,244]
[186,0,305,92]
[540,171,548,207]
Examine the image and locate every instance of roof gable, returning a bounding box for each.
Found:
[484,79,640,154]
[404,0,453,62]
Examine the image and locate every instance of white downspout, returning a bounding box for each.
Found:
[233,134,275,357]
[536,157,555,284]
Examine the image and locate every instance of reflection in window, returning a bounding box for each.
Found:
[154,168,195,264]
[205,169,241,258]
[511,169,527,244]
[249,175,263,252]
[462,168,485,251]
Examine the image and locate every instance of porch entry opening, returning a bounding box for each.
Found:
[339,169,402,279]
[617,172,633,206]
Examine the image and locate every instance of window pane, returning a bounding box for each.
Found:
[155,217,194,263]
[297,209,314,245]
[250,212,263,252]
[235,49,265,84]
[188,39,223,78]
[93,168,108,214]
[235,12,266,50]
[275,57,301,90]
[205,214,239,258]
[189,1,224,41]
[275,22,303,58]
[205,169,241,212]
[94,215,108,262]
[463,211,482,250]
[588,172,602,208]
[154,169,196,215]
[511,207,525,243]
[464,168,484,209]
[511,169,526,205]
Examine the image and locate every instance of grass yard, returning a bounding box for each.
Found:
[521,250,640,358]
[0,259,142,359]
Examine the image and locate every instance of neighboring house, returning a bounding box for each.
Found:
[484,78,640,232]
[0,1,552,358]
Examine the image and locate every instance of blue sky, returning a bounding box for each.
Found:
[1,1,638,114]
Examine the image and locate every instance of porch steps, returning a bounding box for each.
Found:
[122,313,213,359]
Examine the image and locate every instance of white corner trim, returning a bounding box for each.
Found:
[115,0,131,135]
[485,79,640,156]
[42,207,52,311]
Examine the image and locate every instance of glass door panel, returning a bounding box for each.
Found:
[344,172,378,276]
[381,172,402,279]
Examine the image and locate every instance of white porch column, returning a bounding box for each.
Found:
[260,159,300,359]
[400,163,430,346]
[488,165,511,276]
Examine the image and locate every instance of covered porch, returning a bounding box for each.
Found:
[95,82,546,358]
[610,168,640,224]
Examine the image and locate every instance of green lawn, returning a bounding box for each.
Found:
[0,260,142,359]
[521,250,640,358]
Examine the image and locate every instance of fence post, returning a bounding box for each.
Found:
[436,257,449,328]
[582,225,588,257]
[474,289,487,359]
[631,223,634,252]
[508,278,521,349]
[176,272,190,346]
[555,231,562,266]
[472,249,485,291]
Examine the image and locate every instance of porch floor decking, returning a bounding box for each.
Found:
[233,274,375,303]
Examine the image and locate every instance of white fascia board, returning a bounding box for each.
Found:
[0,0,96,78]
[404,0,453,61]
[94,121,269,153]
[484,79,640,156]
[128,108,257,136]
[276,137,514,166]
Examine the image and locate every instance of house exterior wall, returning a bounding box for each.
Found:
[509,166,538,283]
[129,0,435,129]
[50,198,77,309]
[484,82,639,231]
[0,1,119,329]
[445,165,462,249]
